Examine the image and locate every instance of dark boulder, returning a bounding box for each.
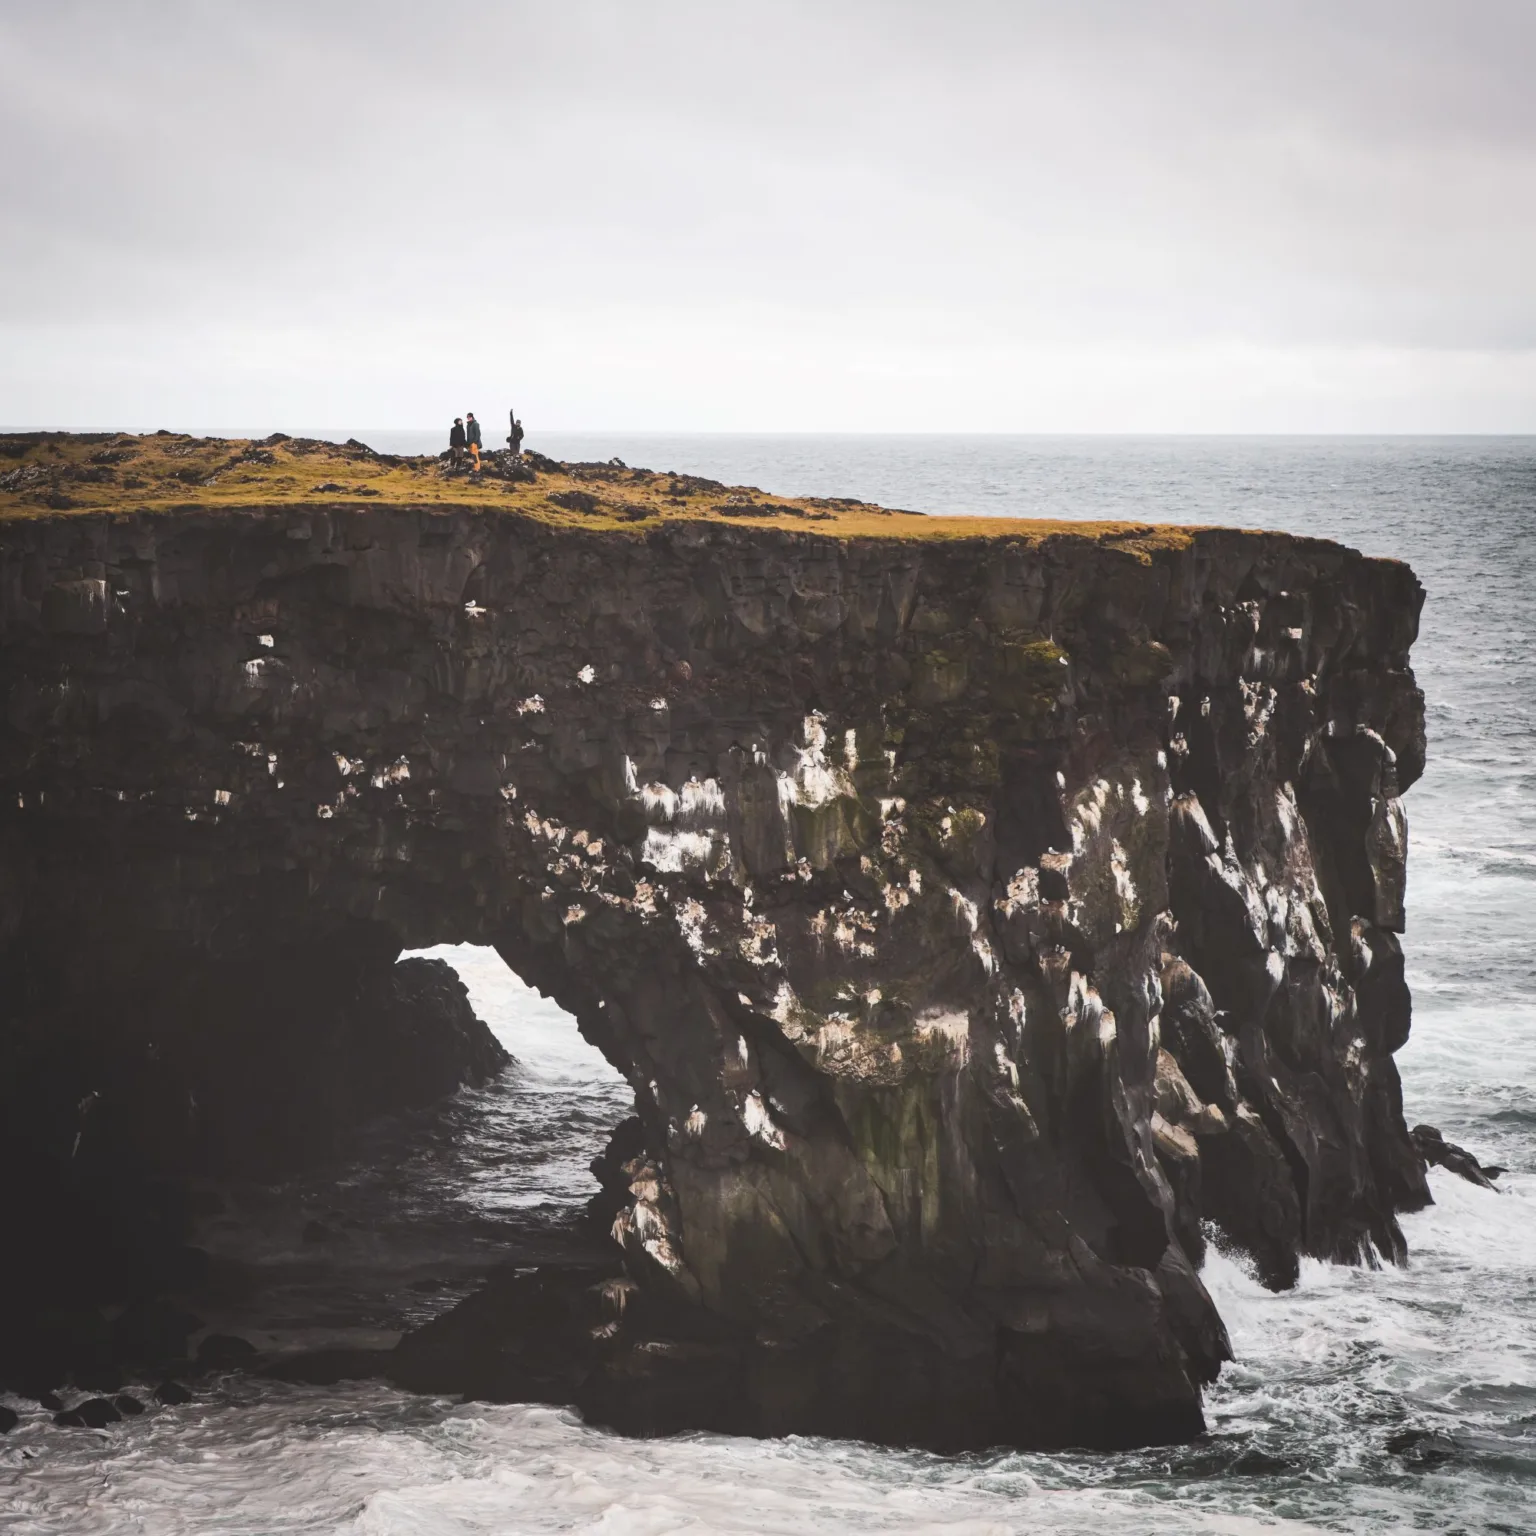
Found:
[196,1333,258,1369]
[113,1392,146,1416]
[391,1264,619,1405]
[0,1405,17,1433]
[56,1396,121,1428]
[154,1379,194,1405]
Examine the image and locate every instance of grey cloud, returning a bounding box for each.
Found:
[1,1,1532,428]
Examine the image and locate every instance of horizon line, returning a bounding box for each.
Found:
[4,426,1535,441]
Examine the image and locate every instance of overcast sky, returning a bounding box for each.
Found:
[2,0,1533,433]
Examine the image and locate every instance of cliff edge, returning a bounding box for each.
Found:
[0,433,1428,1448]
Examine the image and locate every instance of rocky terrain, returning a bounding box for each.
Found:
[0,433,1429,1449]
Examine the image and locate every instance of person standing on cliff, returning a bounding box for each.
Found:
[449,417,466,466]
[465,412,482,470]
[508,409,524,457]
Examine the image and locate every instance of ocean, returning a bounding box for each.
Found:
[3,434,1533,1534]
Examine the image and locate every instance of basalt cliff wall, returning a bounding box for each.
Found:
[0,482,1428,1449]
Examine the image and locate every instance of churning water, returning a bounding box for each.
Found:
[3,436,1534,1534]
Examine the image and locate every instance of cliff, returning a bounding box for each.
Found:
[0,433,1429,1449]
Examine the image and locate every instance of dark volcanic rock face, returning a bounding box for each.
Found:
[0,502,1427,1448]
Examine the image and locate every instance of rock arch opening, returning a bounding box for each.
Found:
[190,944,639,1367]
[0,930,639,1401]
[399,943,635,1211]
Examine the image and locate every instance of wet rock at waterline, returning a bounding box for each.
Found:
[55,1396,122,1429]
[1411,1124,1504,1190]
[0,443,1429,1450]
[195,1334,259,1370]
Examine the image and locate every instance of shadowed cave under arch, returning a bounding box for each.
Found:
[169,944,640,1362]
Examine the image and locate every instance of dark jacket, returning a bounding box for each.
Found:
[465,418,482,446]
[449,422,466,449]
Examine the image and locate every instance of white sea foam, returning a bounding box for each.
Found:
[0,1386,1335,1536]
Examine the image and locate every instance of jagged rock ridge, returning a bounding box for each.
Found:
[0,460,1428,1449]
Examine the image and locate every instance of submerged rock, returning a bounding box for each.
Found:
[1387,1426,1462,1467]
[0,452,1431,1449]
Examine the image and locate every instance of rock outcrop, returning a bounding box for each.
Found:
[1412,1123,1503,1189]
[0,435,1429,1448]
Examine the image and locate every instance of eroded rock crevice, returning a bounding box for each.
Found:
[0,500,1427,1448]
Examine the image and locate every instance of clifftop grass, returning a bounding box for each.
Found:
[0,431,1197,555]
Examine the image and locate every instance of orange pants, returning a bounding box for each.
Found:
[469,443,481,468]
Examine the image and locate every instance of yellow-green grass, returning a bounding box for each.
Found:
[0,432,1199,555]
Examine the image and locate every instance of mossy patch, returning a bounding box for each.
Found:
[1107,638,1176,689]
[839,1079,945,1243]
[0,432,1202,553]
